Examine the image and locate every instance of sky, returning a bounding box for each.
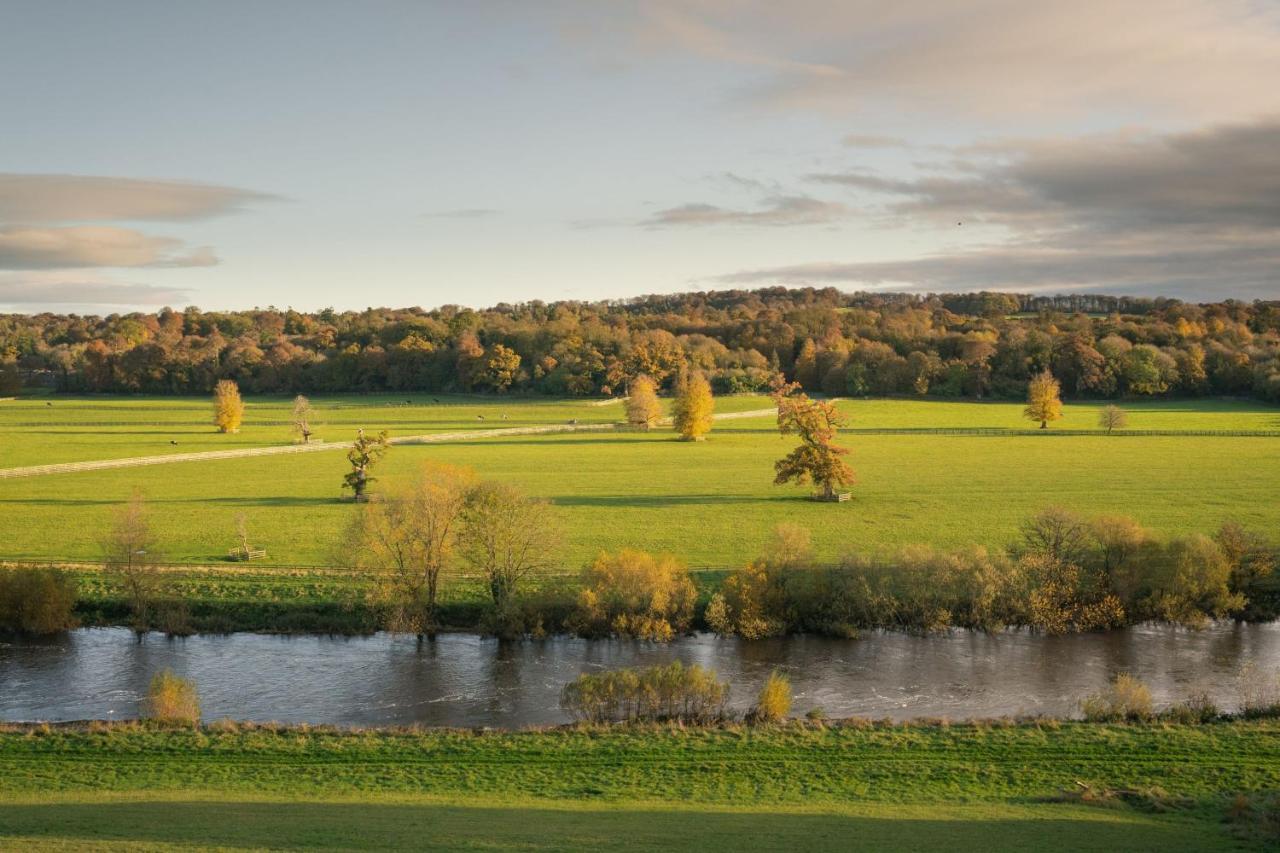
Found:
[1,0,1278,313]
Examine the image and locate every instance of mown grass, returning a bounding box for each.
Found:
[0,721,1275,850]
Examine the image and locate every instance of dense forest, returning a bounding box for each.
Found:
[2,288,1279,401]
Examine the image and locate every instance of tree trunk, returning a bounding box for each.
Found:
[1040,420,1047,429]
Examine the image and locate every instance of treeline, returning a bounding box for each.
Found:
[3,287,1279,401]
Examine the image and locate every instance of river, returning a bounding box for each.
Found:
[3,623,1278,726]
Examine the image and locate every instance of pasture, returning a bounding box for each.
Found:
[0,395,1276,572]
[0,722,1276,851]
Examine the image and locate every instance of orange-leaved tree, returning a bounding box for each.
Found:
[771,377,855,501]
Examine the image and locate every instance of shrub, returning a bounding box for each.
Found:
[1161,691,1219,724]
[142,669,201,725]
[560,662,728,724]
[0,567,78,634]
[748,669,792,724]
[1080,673,1154,722]
[568,549,697,641]
[709,524,812,638]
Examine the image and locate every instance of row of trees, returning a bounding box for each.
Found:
[5,288,1278,400]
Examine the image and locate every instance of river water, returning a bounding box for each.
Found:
[2,624,1278,726]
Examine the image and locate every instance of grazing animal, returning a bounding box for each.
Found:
[567,418,578,425]
[170,440,178,445]
[477,414,485,420]
[432,397,440,403]
[502,413,508,420]
[46,402,52,407]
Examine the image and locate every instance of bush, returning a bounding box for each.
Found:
[560,662,728,724]
[748,669,792,724]
[0,567,78,634]
[141,669,201,725]
[1237,663,1280,719]
[1161,691,1219,724]
[1080,673,1154,722]
[568,549,696,641]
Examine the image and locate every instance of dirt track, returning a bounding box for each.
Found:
[0,409,777,480]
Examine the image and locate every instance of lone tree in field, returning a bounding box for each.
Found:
[459,481,558,630]
[672,371,714,441]
[101,490,162,636]
[212,379,244,433]
[348,462,476,639]
[625,374,662,429]
[1099,404,1127,434]
[1023,370,1063,429]
[343,428,389,501]
[290,394,315,443]
[771,378,855,501]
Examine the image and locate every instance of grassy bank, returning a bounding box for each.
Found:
[1,721,1277,850]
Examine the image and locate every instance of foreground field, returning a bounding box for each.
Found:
[1,721,1276,851]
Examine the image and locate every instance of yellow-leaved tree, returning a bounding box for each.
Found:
[1023,370,1063,429]
[625,374,662,429]
[213,379,244,433]
[672,371,714,441]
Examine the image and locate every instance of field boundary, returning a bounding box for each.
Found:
[0,408,778,480]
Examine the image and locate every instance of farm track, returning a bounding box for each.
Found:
[0,409,778,480]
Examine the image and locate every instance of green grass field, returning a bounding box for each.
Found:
[1,721,1276,851]
[0,396,1276,571]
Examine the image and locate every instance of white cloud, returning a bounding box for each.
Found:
[0,272,192,307]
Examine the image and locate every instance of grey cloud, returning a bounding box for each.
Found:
[0,226,218,270]
[0,174,277,223]
[716,118,1280,299]
[643,195,849,228]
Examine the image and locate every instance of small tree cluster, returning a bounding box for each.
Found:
[349,469,559,639]
[706,524,811,639]
[349,462,476,638]
[560,662,729,724]
[568,549,697,641]
[771,378,855,500]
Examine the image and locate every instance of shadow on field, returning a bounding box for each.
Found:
[0,799,1221,852]
[0,496,337,508]
[552,494,782,507]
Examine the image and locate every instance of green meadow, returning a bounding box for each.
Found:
[1,721,1276,851]
[0,395,1277,571]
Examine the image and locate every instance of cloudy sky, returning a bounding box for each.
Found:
[2,1,1278,312]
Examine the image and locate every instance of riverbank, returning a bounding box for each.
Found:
[1,720,1277,850]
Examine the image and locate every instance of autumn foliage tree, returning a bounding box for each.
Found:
[1023,370,1063,429]
[212,379,244,433]
[343,429,389,501]
[672,371,714,440]
[348,462,475,638]
[625,374,662,429]
[771,378,855,501]
[569,548,697,641]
